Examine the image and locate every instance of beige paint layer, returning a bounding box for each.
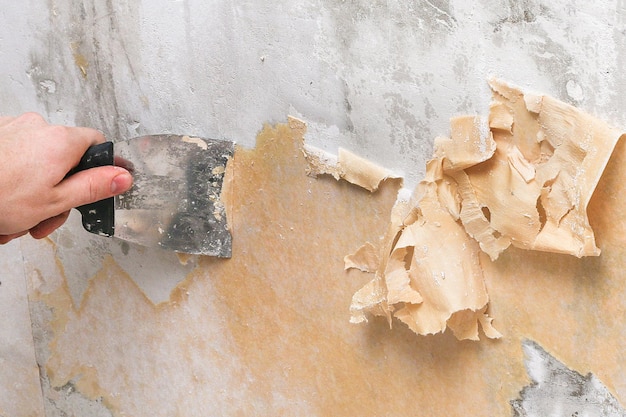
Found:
[477,79,621,257]
[303,144,400,192]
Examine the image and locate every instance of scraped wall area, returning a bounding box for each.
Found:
[3,1,626,416]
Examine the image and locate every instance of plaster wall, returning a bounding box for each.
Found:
[3,1,626,188]
[2,1,626,416]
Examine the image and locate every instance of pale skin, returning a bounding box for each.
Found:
[0,113,133,244]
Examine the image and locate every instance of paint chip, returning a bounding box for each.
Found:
[181,135,209,150]
[303,145,401,192]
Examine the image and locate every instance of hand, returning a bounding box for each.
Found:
[0,113,133,244]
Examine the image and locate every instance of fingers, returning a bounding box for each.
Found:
[4,113,106,162]
[44,125,107,165]
[53,165,133,213]
[114,156,135,173]
[5,112,47,130]
[0,231,28,245]
[62,125,106,150]
[0,210,71,243]
[29,211,71,239]
[3,165,130,241]
[0,113,131,236]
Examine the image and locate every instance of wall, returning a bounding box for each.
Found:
[2,1,626,416]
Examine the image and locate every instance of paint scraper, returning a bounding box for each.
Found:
[69,135,234,257]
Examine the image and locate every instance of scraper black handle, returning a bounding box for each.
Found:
[69,142,115,237]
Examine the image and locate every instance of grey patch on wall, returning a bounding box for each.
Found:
[29,0,144,140]
[27,284,114,416]
[491,0,545,33]
[611,3,626,126]
[488,1,625,117]
[383,92,432,156]
[320,0,456,52]
[42,378,113,417]
[511,339,626,417]
[489,3,575,100]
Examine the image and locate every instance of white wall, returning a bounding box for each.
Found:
[2,1,626,416]
[4,1,625,187]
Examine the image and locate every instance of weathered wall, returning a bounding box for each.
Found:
[5,1,626,188]
[0,241,43,417]
[2,1,626,416]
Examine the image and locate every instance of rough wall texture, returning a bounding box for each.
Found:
[5,1,626,187]
[2,1,626,416]
[0,241,43,417]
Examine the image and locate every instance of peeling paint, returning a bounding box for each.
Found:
[5,1,626,416]
[346,79,621,340]
[303,144,401,192]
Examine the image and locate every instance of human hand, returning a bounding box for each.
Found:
[0,113,132,244]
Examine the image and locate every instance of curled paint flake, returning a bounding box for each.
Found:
[303,145,401,192]
[346,78,622,340]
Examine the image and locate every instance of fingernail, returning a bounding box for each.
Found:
[111,171,133,194]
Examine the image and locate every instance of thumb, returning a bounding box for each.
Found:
[57,166,133,210]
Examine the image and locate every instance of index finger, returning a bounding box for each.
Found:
[62,125,106,148]
[48,125,107,162]
[38,124,108,180]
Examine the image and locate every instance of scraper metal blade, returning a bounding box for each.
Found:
[72,135,234,257]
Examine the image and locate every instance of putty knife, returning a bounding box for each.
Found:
[71,135,234,257]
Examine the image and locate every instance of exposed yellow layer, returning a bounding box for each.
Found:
[23,84,626,416]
